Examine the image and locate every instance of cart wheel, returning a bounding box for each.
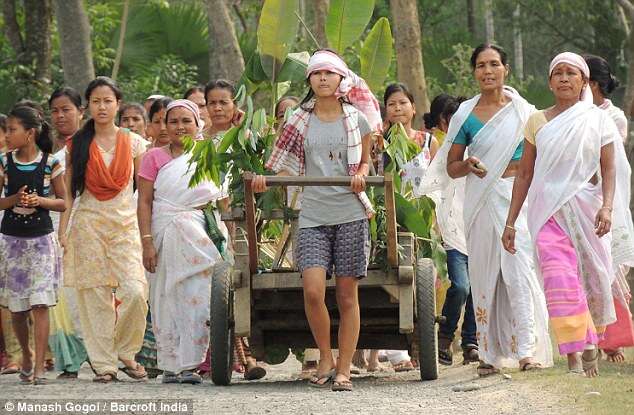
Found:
[416,257,439,380]
[210,261,234,386]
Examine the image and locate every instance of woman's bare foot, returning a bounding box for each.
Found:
[476,362,499,377]
[603,348,625,363]
[352,350,367,369]
[519,357,542,372]
[567,352,583,374]
[581,349,599,378]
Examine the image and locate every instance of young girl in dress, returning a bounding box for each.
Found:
[0,104,67,384]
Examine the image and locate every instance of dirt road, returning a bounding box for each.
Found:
[0,356,579,415]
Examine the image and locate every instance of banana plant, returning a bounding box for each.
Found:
[377,123,448,279]
[325,0,375,54]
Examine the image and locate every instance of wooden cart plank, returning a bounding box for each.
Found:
[242,172,259,275]
[384,173,398,268]
[233,223,251,337]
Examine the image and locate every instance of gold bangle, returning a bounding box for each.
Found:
[505,225,516,232]
[141,234,153,240]
[600,206,613,212]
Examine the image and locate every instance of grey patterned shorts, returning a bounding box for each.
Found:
[295,219,370,279]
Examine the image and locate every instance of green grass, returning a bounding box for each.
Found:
[519,349,634,414]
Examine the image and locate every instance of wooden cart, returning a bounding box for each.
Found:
[209,173,439,385]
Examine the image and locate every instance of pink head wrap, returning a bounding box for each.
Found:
[166,99,205,139]
[548,52,593,103]
[306,50,382,131]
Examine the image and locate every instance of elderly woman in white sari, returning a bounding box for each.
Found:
[421,44,552,377]
[502,52,634,377]
[137,99,228,384]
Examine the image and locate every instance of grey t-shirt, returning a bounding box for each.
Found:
[299,111,372,228]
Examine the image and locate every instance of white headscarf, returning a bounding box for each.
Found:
[549,52,593,103]
[166,99,205,140]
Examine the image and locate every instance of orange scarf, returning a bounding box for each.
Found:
[85,129,133,201]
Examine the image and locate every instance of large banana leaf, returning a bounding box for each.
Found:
[276,51,310,82]
[325,0,375,54]
[360,17,393,91]
[257,0,300,61]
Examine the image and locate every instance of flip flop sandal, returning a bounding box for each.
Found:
[57,371,78,379]
[393,361,415,372]
[309,369,335,388]
[162,372,180,384]
[477,363,500,377]
[520,362,543,372]
[179,370,203,385]
[1,363,20,375]
[119,363,148,380]
[33,377,48,385]
[367,363,390,373]
[438,348,453,366]
[331,376,353,392]
[350,364,362,375]
[244,365,267,381]
[92,372,118,383]
[19,369,34,385]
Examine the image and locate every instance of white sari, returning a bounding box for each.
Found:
[148,154,227,373]
[527,101,634,327]
[421,87,553,368]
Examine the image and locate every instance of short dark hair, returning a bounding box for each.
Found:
[470,44,508,70]
[383,83,415,107]
[584,54,619,96]
[148,97,173,122]
[424,94,453,130]
[184,85,205,100]
[118,102,148,124]
[49,87,82,110]
[204,80,236,104]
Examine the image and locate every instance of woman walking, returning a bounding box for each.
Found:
[59,77,148,383]
[256,49,382,391]
[503,52,634,377]
[584,54,634,363]
[137,99,228,384]
[421,44,552,376]
[47,87,89,379]
[422,94,479,366]
[0,104,66,384]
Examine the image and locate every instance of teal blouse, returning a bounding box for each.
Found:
[453,113,524,161]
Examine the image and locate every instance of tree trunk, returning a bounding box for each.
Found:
[53,0,95,94]
[389,0,431,127]
[111,0,130,81]
[24,0,53,85]
[2,0,24,56]
[206,0,245,83]
[512,4,523,80]
[466,0,476,39]
[484,0,495,43]
[312,0,329,49]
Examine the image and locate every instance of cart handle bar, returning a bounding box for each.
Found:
[243,172,386,187]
